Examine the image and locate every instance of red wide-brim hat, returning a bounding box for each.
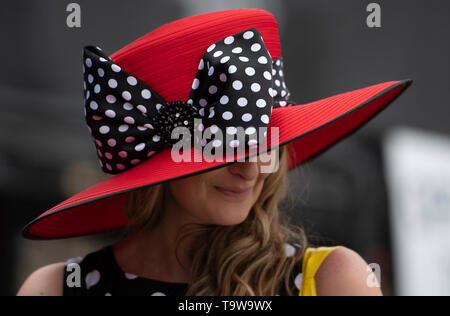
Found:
[22,8,412,240]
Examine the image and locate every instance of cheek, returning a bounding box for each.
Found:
[169,179,208,213]
[252,177,266,200]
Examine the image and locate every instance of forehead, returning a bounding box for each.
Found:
[109,9,282,102]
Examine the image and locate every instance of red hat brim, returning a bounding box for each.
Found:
[22,79,412,239]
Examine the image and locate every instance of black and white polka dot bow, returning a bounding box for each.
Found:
[83,28,296,174]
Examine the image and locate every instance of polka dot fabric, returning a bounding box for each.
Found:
[83,28,295,174]
[83,46,168,174]
[63,243,304,296]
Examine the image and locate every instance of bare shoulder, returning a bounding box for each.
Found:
[17,262,66,296]
[315,247,383,296]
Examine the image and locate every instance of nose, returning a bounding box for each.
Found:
[227,161,259,181]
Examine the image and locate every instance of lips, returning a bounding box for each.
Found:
[214,186,252,199]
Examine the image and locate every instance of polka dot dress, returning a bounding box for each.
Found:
[63,243,304,296]
[82,27,296,174]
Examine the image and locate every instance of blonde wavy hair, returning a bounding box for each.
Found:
[124,144,308,295]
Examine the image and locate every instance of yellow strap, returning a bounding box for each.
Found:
[298,246,344,296]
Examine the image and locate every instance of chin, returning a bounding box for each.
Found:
[212,207,251,226]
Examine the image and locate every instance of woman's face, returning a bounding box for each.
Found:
[167,150,278,226]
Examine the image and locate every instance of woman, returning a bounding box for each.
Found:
[18,145,381,296]
[17,8,411,296]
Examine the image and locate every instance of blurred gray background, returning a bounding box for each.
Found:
[0,0,449,295]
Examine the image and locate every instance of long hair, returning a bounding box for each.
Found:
[124,144,308,295]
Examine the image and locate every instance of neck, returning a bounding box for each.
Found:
[113,196,200,283]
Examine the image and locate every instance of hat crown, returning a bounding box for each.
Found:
[109,9,282,103]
